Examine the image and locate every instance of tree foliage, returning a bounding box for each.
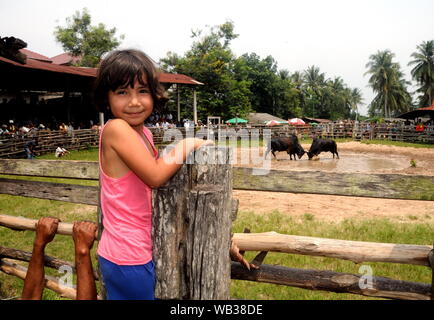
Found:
[161,21,252,119]
[54,8,124,67]
[365,50,412,117]
[161,22,362,121]
[409,40,434,107]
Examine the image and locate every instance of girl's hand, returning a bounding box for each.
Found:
[194,138,214,150]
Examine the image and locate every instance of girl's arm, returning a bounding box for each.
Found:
[104,119,213,188]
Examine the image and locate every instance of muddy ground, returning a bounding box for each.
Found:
[233,142,434,223]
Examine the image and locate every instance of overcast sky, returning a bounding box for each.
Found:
[1,0,433,115]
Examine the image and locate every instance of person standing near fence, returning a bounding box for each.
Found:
[93,49,215,300]
[24,140,36,159]
[94,49,256,300]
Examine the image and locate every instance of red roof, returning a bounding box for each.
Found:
[159,73,203,85]
[415,99,434,111]
[0,54,96,77]
[19,48,53,63]
[1,53,202,85]
[51,52,82,65]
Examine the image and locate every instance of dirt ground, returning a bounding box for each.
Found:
[233,142,434,223]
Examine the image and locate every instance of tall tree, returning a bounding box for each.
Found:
[160,21,252,120]
[365,50,412,118]
[408,40,434,107]
[349,88,364,113]
[54,8,124,67]
[302,66,327,118]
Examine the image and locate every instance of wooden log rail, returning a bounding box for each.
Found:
[233,167,434,201]
[0,259,78,299]
[231,262,431,300]
[2,159,434,202]
[0,215,431,268]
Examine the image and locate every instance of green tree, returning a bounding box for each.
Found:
[236,53,278,114]
[160,21,252,120]
[408,40,434,107]
[365,50,412,118]
[54,8,124,67]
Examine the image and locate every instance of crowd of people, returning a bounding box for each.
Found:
[0,119,100,138]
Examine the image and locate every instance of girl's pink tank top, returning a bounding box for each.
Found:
[97,122,158,265]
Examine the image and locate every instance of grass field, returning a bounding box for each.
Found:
[1,145,433,300]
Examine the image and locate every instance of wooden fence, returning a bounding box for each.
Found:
[1,123,433,158]
[0,129,99,158]
[0,156,433,300]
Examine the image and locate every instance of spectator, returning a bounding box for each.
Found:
[55,147,69,158]
[415,121,425,132]
[25,140,36,159]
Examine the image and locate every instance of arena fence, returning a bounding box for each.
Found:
[0,123,433,158]
[0,154,433,300]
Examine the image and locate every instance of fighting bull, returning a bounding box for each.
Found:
[307,138,339,159]
[265,135,305,160]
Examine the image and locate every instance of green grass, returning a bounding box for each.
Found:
[360,139,434,149]
[230,210,433,300]
[37,147,99,161]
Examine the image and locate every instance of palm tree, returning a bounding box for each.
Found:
[303,66,327,117]
[365,50,411,118]
[408,40,434,107]
[349,88,363,113]
[304,66,326,90]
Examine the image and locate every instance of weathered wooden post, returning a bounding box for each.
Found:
[152,145,233,300]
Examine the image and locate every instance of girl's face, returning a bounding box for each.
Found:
[107,77,153,130]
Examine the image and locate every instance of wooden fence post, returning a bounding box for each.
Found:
[152,145,233,300]
[429,241,434,300]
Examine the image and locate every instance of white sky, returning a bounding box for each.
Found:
[1,0,433,116]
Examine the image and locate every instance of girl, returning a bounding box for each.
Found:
[93,49,213,300]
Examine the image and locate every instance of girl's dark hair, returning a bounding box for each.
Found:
[93,49,168,116]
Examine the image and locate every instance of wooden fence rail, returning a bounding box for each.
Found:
[2,160,434,202]
[231,262,432,300]
[0,158,433,300]
[0,215,431,267]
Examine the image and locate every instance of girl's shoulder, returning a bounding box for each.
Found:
[101,119,139,145]
[102,119,133,135]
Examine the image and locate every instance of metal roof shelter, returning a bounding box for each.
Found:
[397,101,434,120]
[247,113,287,125]
[0,47,203,124]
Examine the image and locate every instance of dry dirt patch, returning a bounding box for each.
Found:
[233,142,434,223]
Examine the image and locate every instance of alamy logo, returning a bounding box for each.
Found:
[161,128,272,175]
[358,265,374,290]
[58,265,74,289]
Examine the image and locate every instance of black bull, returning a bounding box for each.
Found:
[265,135,306,160]
[307,138,339,159]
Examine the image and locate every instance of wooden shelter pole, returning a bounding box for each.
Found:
[177,84,181,123]
[193,89,197,125]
